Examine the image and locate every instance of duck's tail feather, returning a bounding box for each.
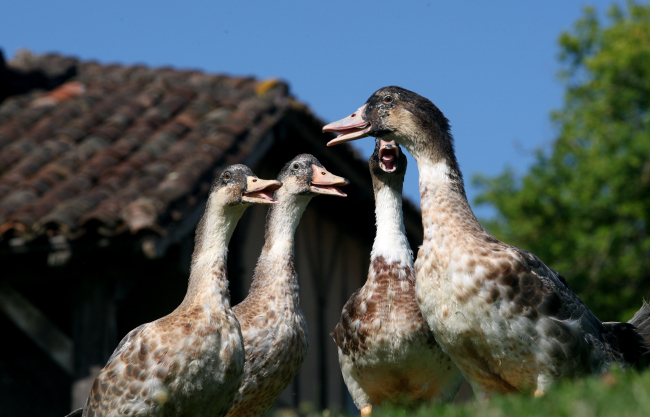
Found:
[627,300,650,368]
[602,301,650,369]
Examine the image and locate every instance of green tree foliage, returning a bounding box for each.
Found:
[474,1,650,321]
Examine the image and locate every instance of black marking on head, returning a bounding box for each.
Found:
[278,154,322,180]
[371,138,407,174]
[277,154,323,195]
[214,164,255,190]
[362,86,465,195]
[363,86,451,138]
[212,164,257,205]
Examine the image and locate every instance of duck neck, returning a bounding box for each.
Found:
[371,183,413,268]
[403,130,483,248]
[182,200,247,309]
[248,191,311,297]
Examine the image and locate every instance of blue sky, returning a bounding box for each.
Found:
[1,0,622,218]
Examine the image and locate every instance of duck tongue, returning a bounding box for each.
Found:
[381,154,396,171]
[378,140,399,173]
[243,190,276,202]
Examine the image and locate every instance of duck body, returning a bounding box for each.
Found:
[227,255,309,417]
[413,167,604,394]
[225,154,348,417]
[324,86,649,397]
[335,257,462,407]
[84,298,244,417]
[333,140,462,412]
[80,165,281,417]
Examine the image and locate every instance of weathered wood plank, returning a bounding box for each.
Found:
[0,282,73,374]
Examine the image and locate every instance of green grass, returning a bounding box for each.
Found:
[307,368,650,417]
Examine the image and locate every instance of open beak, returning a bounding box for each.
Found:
[310,164,349,197]
[242,177,282,204]
[378,140,399,173]
[323,104,372,146]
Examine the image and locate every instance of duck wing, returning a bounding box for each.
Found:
[332,288,364,355]
[510,247,600,327]
[105,323,147,366]
[504,246,613,372]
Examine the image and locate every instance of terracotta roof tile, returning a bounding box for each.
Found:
[0,52,289,245]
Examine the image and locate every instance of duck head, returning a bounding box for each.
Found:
[371,138,406,175]
[277,154,349,197]
[323,86,452,161]
[369,138,407,195]
[213,164,282,206]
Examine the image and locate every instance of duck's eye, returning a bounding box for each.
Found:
[223,172,231,181]
[383,95,393,104]
[292,163,300,170]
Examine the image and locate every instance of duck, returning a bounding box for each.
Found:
[332,138,463,416]
[323,86,650,398]
[77,165,281,417]
[225,154,349,417]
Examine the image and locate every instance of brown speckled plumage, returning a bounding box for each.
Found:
[335,257,433,356]
[333,140,463,411]
[225,154,348,417]
[334,257,463,407]
[80,165,280,417]
[226,256,307,417]
[324,86,650,398]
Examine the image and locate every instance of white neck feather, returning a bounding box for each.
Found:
[192,204,246,275]
[371,185,413,267]
[183,200,247,308]
[416,157,481,247]
[417,159,452,207]
[263,194,311,258]
[417,159,451,187]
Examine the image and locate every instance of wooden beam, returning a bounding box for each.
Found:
[0,282,73,374]
[71,276,118,409]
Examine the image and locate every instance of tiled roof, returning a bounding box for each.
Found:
[0,51,290,247]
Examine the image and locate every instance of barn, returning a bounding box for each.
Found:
[0,50,426,416]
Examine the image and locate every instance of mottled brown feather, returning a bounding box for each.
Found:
[334,256,463,408]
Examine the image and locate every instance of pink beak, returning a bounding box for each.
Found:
[323,104,372,146]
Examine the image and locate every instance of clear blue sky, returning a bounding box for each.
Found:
[1,0,622,218]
